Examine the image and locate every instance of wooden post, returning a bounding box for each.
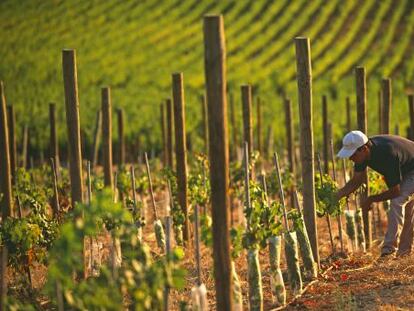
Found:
[229,92,238,160]
[204,14,232,310]
[346,96,351,132]
[194,205,202,285]
[22,124,28,168]
[164,216,172,311]
[6,105,16,181]
[244,142,252,230]
[355,66,371,249]
[273,152,290,231]
[378,90,383,134]
[408,95,414,140]
[284,98,296,175]
[0,81,13,309]
[49,103,60,173]
[86,161,93,277]
[328,122,333,152]
[160,103,167,166]
[62,49,84,206]
[322,95,329,174]
[166,99,174,168]
[50,158,60,217]
[78,128,85,166]
[241,84,255,178]
[265,124,274,159]
[294,37,319,266]
[91,109,102,168]
[172,72,190,242]
[382,78,391,134]
[329,139,344,253]
[256,97,262,156]
[241,84,253,157]
[201,94,209,155]
[144,153,159,221]
[117,108,125,166]
[316,153,335,254]
[56,281,64,311]
[102,87,113,189]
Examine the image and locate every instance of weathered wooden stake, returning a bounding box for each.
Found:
[316,153,335,254]
[256,97,262,156]
[62,49,84,206]
[243,142,252,229]
[284,98,296,176]
[408,95,414,140]
[166,99,174,168]
[273,152,289,231]
[295,37,320,266]
[22,124,28,168]
[201,94,209,156]
[160,103,168,166]
[382,78,391,134]
[204,14,232,310]
[194,205,202,285]
[7,105,16,181]
[346,96,351,132]
[164,216,172,311]
[322,95,329,174]
[29,156,34,170]
[91,109,102,168]
[117,108,125,165]
[130,165,138,214]
[229,92,238,160]
[144,152,159,220]
[86,161,92,278]
[102,87,113,189]
[378,90,383,134]
[0,81,12,309]
[355,66,371,248]
[342,159,351,212]
[241,84,253,158]
[50,158,60,217]
[265,124,274,159]
[172,72,190,242]
[56,281,64,311]
[49,103,60,173]
[329,139,344,253]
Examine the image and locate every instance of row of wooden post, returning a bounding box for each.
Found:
[1,79,411,180]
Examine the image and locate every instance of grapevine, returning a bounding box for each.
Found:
[315,173,345,217]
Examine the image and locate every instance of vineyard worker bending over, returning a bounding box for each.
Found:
[336,130,414,257]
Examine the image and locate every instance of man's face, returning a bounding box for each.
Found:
[349,145,368,164]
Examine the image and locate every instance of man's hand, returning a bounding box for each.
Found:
[361,196,374,211]
[335,191,342,202]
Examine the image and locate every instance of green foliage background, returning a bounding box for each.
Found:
[1,0,414,153]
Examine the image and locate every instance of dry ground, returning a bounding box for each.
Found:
[167,201,414,310]
[8,192,414,311]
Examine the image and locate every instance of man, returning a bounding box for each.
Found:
[336,130,414,257]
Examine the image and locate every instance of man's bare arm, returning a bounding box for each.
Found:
[370,184,400,203]
[336,170,366,200]
[361,184,400,211]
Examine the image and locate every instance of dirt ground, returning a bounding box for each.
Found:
[166,200,414,310]
[8,192,414,311]
[288,248,414,310]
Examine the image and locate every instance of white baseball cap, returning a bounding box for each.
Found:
[337,130,368,158]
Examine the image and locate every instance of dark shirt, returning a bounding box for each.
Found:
[354,135,414,188]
